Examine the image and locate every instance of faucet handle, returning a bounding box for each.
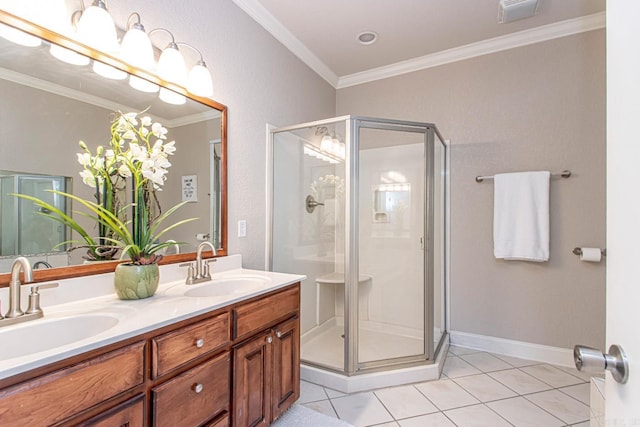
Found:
[25,282,59,315]
[202,259,216,279]
[180,262,195,285]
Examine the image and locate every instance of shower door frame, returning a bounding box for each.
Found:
[348,117,435,374]
[267,116,447,377]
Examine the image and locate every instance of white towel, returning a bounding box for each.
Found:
[493,171,550,262]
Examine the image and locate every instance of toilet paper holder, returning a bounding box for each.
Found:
[572,247,606,257]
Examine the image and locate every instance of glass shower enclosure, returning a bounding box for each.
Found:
[268,116,447,380]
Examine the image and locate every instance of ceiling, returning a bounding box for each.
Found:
[233,0,606,88]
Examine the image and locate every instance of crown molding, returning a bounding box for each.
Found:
[230,3,604,90]
[337,12,606,89]
[231,0,339,87]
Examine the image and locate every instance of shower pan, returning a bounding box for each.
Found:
[267,116,448,392]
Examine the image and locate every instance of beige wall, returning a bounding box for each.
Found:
[337,30,606,350]
[108,1,337,269]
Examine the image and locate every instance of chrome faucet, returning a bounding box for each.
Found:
[195,241,217,280]
[5,257,33,318]
[1,257,59,327]
[180,242,217,285]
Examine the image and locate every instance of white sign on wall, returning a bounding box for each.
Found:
[182,175,198,202]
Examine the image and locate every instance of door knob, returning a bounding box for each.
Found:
[574,344,629,384]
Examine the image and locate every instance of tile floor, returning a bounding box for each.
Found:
[297,345,595,427]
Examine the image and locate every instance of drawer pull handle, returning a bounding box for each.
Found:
[195,338,205,348]
[276,331,282,338]
[266,336,273,344]
[193,383,204,394]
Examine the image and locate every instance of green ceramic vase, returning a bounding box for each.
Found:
[114,263,159,300]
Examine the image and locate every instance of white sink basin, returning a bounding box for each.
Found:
[0,314,119,361]
[184,277,269,297]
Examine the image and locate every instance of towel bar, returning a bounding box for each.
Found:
[475,170,571,183]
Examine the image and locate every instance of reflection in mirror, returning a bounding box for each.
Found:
[0,11,227,281]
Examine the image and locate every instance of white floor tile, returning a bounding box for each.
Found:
[442,355,482,378]
[397,412,457,427]
[525,389,590,425]
[374,385,439,419]
[331,392,394,427]
[488,368,552,395]
[298,381,329,403]
[325,387,347,399]
[559,383,591,405]
[453,374,517,402]
[448,345,480,356]
[487,396,565,427]
[521,364,584,388]
[492,353,539,368]
[371,423,400,427]
[444,404,512,427]
[459,352,513,372]
[414,379,480,411]
[302,400,338,418]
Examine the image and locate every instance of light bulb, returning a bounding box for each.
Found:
[129,76,159,93]
[157,44,187,86]
[50,44,90,65]
[187,61,213,97]
[76,1,119,54]
[121,25,155,71]
[93,61,127,80]
[159,87,186,105]
[320,135,333,153]
[0,23,41,47]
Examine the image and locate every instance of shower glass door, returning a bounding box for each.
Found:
[354,119,431,369]
[271,119,348,372]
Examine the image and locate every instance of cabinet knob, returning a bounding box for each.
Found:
[276,331,282,338]
[195,338,205,348]
[192,383,204,394]
[266,336,273,344]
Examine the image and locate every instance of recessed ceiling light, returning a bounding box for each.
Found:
[357,31,378,45]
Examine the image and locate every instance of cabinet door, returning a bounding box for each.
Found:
[233,330,272,427]
[271,316,300,421]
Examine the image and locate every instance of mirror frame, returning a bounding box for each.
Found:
[0,10,227,287]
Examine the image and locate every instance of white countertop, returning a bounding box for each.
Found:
[0,255,305,381]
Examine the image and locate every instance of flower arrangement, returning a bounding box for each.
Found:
[15,110,195,265]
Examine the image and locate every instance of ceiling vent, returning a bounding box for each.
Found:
[498,0,540,24]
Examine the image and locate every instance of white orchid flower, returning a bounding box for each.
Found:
[151,122,168,139]
[141,116,152,126]
[79,169,98,187]
[77,152,91,166]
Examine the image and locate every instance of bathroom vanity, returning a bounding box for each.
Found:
[0,256,302,427]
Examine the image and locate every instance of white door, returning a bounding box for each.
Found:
[606,0,640,421]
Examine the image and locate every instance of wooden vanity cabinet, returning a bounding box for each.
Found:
[0,282,300,427]
[232,286,300,426]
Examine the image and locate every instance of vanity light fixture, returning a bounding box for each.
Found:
[0,23,41,47]
[76,0,119,55]
[150,28,187,104]
[178,43,214,98]
[75,0,127,80]
[121,13,158,93]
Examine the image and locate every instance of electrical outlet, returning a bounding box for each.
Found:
[238,220,247,238]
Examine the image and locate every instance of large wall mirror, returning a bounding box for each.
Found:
[0,10,227,286]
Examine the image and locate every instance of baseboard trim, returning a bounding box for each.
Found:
[450,331,575,367]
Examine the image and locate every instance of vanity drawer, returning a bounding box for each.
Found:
[152,351,230,427]
[78,394,145,427]
[152,312,230,378]
[233,285,299,340]
[0,341,145,426]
